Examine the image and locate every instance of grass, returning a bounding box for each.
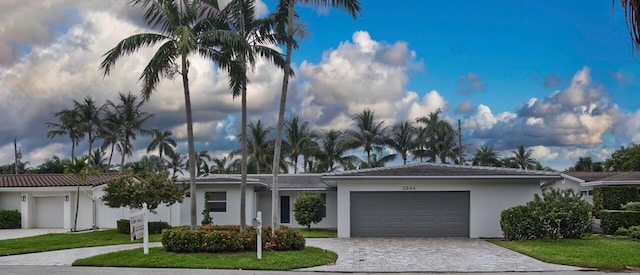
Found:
[0,229,162,256]
[298,228,337,238]
[490,235,640,270]
[73,246,337,270]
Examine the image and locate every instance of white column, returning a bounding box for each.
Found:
[20,193,29,228]
[63,192,72,229]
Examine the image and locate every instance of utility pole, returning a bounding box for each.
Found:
[457,120,463,165]
[14,137,18,175]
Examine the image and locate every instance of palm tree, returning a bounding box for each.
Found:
[167,151,187,177]
[315,129,357,172]
[46,108,84,160]
[210,156,231,174]
[416,110,442,162]
[344,109,388,166]
[244,120,273,174]
[218,0,286,230]
[147,129,176,159]
[432,121,457,164]
[64,156,96,231]
[100,0,243,230]
[472,146,501,167]
[284,116,315,173]
[619,0,640,52]
[270,0,361,232]
[73,97,104,161]
[512,144,536,170]
[362,153,397,168]
[411,125,430,163]
[196,149,212,176]
[387,121,416,165]
[105,92,153,169]
[99,110,122,169]
[89,148,109,172]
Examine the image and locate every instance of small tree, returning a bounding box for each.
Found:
[201,192,213,225]
[101,172,185,213]
[293,193,324,230]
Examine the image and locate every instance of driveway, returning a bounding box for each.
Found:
[303,238,584,273]
[0,228,69,240]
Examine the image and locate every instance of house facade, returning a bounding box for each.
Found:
[544,171,640,204]
[1,163,559,238]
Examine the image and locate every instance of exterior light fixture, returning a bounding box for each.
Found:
[65,195,69,201]
[21,195,26,202]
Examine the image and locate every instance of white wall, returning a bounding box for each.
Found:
[335,178,542,238]
[0,193,21,211]
[179,185,257,226]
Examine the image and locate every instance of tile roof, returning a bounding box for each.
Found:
[0,173,125,188]
[324,162,561,178]
[563,171,640,182]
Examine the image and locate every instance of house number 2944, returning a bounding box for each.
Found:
[402,186,416,191]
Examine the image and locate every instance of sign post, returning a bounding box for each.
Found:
[252,211,262,260]
[130,202,149,255]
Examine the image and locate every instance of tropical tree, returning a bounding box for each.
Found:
[411,124,430,162]
[284,116,315,173]
[512,144,536,170]
[99,110,122,168]
[344,109,388,166]
[195,149,212,176]
[619,0,640,52]
[270,0,361,232]
[46,108,83,160]
[147,129,176,159]
[233,120,274,174]
[218,0,286,230]
[362,153,397,168]
[572,156,595,172]
[604,143,640,171]
[73,97,104,161]
[105,92,153,169]
[167,151,187,177]
[210,156,231,174]
[89,148,109,172]
[315,129,357,172]
[387,121,416,165]
[30,156,69,174]
[64,156,97,231]
[100,0,243,230]
[415,110,442,162]
[472,146,501,167]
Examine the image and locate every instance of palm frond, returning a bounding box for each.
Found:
[140,40,178,99]
[101,33,169,76]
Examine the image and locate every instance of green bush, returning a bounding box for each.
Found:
[622,201,640,212]
[500,189,592,240]
[161,226,304,253]
[116,219,171,234]
[0,210,21,229]
[613,225,640,240]
[593,186,640,212]
[293,193,324,230]
[599,210,640,234]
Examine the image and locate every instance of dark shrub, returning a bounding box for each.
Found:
[0,210,21,229]
[117,219,171,234]
[593,186,640,212]
[500,204,544,240]
[599,210,640,234]
[270,226,305,251]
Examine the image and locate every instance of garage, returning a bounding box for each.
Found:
[34,197,64,228]
[350,191,470,237]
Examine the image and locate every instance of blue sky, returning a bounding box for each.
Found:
[0,0,639,171]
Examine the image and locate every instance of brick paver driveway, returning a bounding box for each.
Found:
[303,238,584,273]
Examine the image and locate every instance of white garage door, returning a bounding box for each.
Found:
[350,191,470,237]
[35,197,64,228]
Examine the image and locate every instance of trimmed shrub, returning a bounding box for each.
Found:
[593,186,640,212]
[116,219,171,234]
[0,210,21,229]
[500,204,544,240]
[293,193,324,230]
[599,210,640,235]
[161,226,304,253]
[622,201,640,212]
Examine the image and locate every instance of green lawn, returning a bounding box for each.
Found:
[490,235,640,270]
[0,229,162,256]
[73,246,337,270]
[298,228,337,238]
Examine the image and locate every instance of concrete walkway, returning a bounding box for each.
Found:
[302,238,584,273]
[0,243,163,266]
[0,228,70,240]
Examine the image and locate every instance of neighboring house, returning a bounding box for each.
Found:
[544,171,640,204]
[1,163,559,239]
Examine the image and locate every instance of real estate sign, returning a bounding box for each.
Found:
[130,213,144,241]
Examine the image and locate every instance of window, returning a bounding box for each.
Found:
[321,193,327,218]
[280,196,290,223]
[206,192,226,212]
[580,190,593,197]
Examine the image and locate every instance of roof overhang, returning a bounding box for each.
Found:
[581,180,640,187]
[559,173,586,184]
[323,175,561,180]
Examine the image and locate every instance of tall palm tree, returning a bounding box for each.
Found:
[73,97,104,161]
[244,120,273,174]
[411,125,430,163]
[167,151,187,177]
[315,129,355,172]
[89,148,109,172]
[105,92,153,169]
[415,110,442,162]
[99,110,122,169]
[218,0,286,230]
[362,153,397,168]
[46,108,84,161]
[100,0,243,230]
[284,116,315,173]
[387,121,416,165]
[196,149,212,176]
[472,146,501,167]
[270,0,361,232]
[619,0,640,52]
[344,109,388,166]
[146,129,176,159]
[512,144,536,170]
[431,121,457,164]
[210,156,231,174]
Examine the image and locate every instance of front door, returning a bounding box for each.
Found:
[280,196,290,224]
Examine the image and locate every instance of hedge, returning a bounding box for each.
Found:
[116,219,171,234]
[599,210,640,235]
[161,226,305,253]
[500,204,544,240]
[593,186,640,211]
[0,210,21,229]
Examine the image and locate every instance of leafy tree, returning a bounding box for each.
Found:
[101,172,185,213]
[387,121,416,165]
[147,129,176,159]
[270,0,361,232]
[292,192,324,230]
[46,108,83,160]
[105,92,153,169]
[101,0,241,230]
[472,146,502,167]
[345,109,388,166]
[604,143,640,171]
[124,155,168,176]
[512,144,536,170]
[30,156,69,174]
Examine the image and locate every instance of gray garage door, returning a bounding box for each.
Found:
[35,197,64,228]
[350,191,469,237]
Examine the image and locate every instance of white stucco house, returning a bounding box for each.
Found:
[0,163,560,238]
[543,171,640,204]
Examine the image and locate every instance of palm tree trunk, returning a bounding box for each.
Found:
[73,185,79,231]
[108,143,115,168]
[181,54,198,231]
[272,0,295,233]
[71,139,76,161]
[240,79,248,230]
